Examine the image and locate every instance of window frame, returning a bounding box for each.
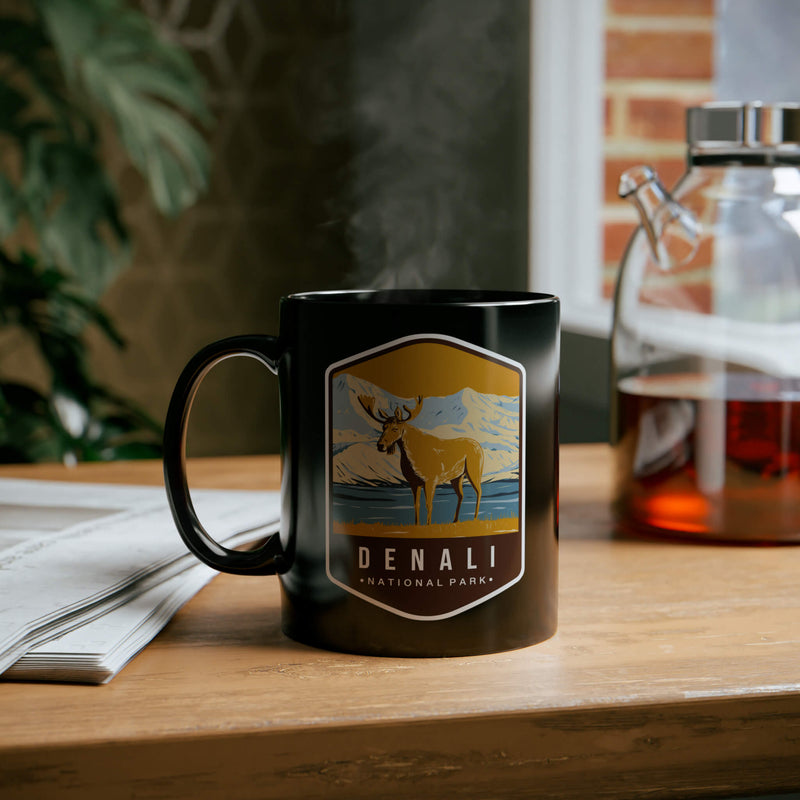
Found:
[529,0,611,338]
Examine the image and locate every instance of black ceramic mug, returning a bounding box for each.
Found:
[163,289,559,657]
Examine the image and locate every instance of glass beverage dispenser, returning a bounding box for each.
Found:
[612,102,800,543]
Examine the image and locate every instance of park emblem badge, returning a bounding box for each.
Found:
[325,334,525,619]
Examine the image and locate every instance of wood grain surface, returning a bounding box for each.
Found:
[1,445,799,799]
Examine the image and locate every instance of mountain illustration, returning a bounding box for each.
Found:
[330,373,520,486]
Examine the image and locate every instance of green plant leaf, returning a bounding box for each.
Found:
[0,82,28,136]
[0,16,84,138]
[0,176,19,237]
[37,0,212,216]
[0,250,125,386]
[0,18,50,62]
[18,135,130,296]
[0,250,166,464]
[0,0,203,463]
[0,382,65,462]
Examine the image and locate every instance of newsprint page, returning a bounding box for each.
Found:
[0,479,279,683]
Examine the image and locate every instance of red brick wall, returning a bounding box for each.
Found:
[602,0,714,298]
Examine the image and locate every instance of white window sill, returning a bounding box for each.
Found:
[561,300,613,339]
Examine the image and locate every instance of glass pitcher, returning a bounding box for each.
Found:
[612,102,800,543]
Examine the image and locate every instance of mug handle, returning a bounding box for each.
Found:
[163,335,287,576]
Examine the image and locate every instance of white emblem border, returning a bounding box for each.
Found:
[324,333,526,621]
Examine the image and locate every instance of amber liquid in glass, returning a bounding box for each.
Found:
[614,373,800,542]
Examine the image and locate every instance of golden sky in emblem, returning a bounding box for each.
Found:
[336,340,520,399]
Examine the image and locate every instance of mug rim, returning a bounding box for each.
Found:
[286,289,559,307]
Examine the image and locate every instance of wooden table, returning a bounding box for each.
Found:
[1,444,799,799]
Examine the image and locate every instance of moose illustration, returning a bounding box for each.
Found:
[358,394,484,525]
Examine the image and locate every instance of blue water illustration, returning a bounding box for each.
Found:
[332,479,520,527]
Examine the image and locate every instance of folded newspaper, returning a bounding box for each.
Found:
[0,478,279,684]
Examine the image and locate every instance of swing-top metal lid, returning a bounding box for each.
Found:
[687,102,800,150]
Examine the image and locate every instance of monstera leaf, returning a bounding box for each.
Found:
[0,0,211,296]
[0,0,211,462]
[38,0,212,216]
